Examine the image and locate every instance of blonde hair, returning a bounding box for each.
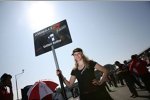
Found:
[74,53,90,69]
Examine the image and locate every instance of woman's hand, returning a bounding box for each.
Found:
[56,69,66,81]
[56,69,62,76]
[92,79,102,86]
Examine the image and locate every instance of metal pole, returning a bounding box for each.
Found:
[51,42,59,70]
[15,75,19,100]
[15,70,24,100]
[49,34,68,100]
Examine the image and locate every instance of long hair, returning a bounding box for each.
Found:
[74,53,90,69]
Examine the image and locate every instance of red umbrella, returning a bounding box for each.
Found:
[27,80,58,100]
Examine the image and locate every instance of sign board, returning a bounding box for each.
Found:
[33,19,72,56]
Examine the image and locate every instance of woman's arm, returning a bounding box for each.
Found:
[63,75,76,88]
[94,63,109,85]
[56,70,76,88]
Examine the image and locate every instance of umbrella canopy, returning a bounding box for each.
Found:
[27,80,58,100]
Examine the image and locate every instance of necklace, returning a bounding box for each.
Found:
[78,66,86,75]
[81,66,86,74]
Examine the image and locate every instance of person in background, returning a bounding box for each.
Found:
[115,66,125,86]
[0,73,13,100]
[129,54,150,92]
[57,48,113,100]
[115,61,138,98]
[124,60,145,89]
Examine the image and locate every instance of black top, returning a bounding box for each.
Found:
[71,60,98,94]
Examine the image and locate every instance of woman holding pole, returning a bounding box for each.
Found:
[57,48,113,100]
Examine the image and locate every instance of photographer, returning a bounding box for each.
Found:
[0,73,13,100]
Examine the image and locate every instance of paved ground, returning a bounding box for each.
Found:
[68,84,150,100]
[109,85,150,100]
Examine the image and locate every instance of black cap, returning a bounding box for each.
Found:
[72,48,83,55]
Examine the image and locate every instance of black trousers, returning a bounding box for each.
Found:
[140,73,150,92]
[124,74,138,95]
[124,78,138,95]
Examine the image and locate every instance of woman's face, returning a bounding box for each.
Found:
[73,52,83,62]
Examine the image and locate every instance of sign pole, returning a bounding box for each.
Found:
[34,19,72,100]
[49,34,68,100]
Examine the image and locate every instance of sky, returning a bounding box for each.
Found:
[0,1,150,100]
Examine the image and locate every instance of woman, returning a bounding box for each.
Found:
[57,48,113,100]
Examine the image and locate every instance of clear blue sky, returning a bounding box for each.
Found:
[0,1,150,100]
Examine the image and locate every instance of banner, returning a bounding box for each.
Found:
[33,19,72,56]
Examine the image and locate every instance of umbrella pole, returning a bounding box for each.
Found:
[51,41,68,100]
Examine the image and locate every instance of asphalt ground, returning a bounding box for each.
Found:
[109,84,150,100]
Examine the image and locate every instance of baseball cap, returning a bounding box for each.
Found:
[72,48,83,55]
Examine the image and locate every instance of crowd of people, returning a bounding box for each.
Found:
[1,47,150,100]
[105,53,150,98]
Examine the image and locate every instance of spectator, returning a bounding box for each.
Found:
[129,54,150,92]
[115,61,138,98]
[124,60,145,89]
[0,73,13,100]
